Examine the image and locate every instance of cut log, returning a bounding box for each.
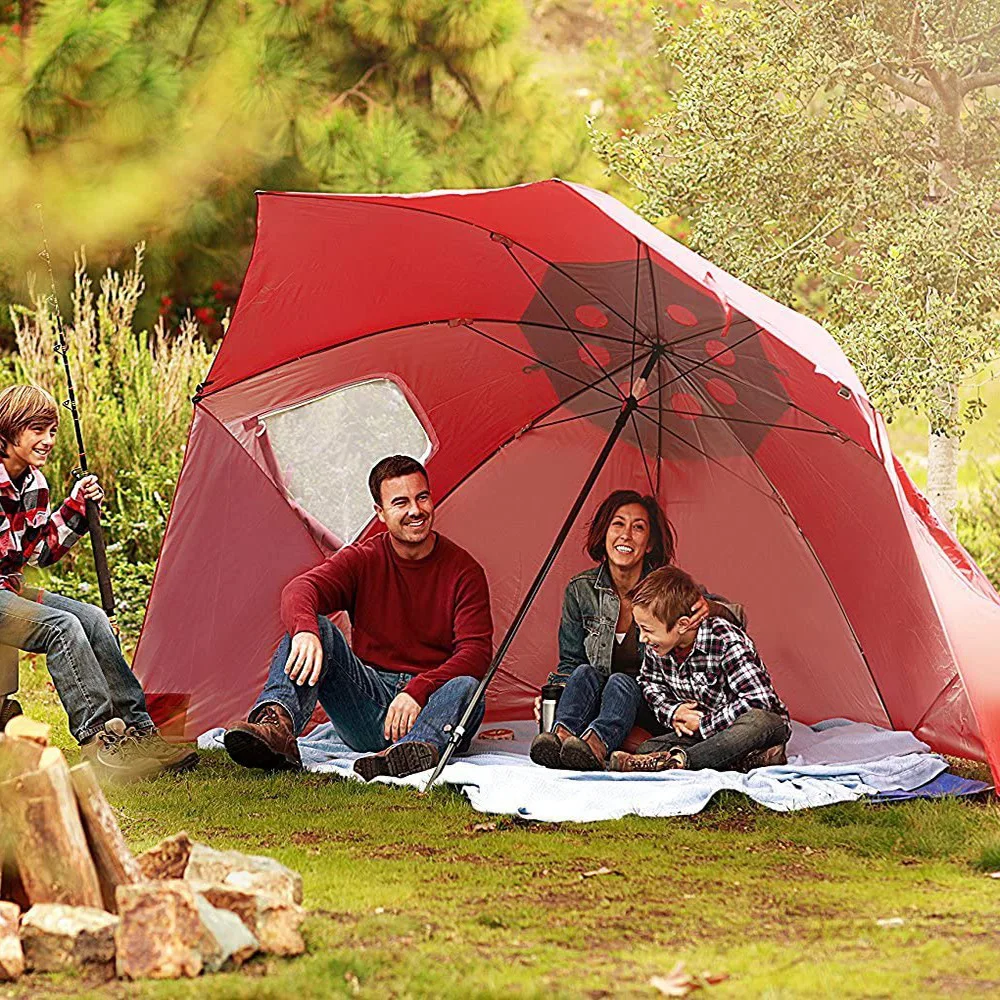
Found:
[19,903,118,974]
[69,763,143,912]
[0,901,23,981]
[0,735,44,780]
[115,881,203,979]
[136,831,193,880]
[0,748,103,908]
[3,717,49,745]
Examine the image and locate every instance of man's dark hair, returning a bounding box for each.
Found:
[585,489,675,568]
[369,455,429,505]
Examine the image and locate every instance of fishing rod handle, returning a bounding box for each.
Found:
[85,499,116,621]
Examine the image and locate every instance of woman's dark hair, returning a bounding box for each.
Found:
[585,489,675,568]
[369,455,428,504]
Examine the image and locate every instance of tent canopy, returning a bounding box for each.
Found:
[133,180,1000,781]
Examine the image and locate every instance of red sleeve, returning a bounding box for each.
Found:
[403,562,493,706]
[280,545,361,637]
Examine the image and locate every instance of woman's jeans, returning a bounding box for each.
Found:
[553,663,643,753]
[254,616,485,756]
[635,708,790,771]
[0,589,153,744]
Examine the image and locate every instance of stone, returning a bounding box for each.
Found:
[223,869,300,906]
[0,901,23,981]
[185,843,303,904]
[194,882,306,957]
[115,881,202,979]
[195,894,258,972]
[136,831,193,880]
[19,904,118,973]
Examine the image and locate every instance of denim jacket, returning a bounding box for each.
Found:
[547,563,629,686]
[546,563,745,687]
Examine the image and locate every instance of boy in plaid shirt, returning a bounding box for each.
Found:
[0,385,196,779]
[610,565,790,772]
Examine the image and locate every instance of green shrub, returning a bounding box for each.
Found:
[7,245,215,645]
[956,468,1000,593]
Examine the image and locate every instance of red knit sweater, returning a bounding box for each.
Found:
[280,532,493,706]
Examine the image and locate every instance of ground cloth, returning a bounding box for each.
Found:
[199,718,954,822]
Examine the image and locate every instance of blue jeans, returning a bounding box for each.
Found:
[0,589,153,744]
[635,708,790,771]
[254,616,485,755]
[554,663,642,753]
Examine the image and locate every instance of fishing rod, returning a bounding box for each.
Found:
[36,207,118,635]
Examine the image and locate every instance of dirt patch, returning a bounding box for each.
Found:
[925,976,1000,995]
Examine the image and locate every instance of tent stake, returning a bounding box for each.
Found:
[422,348,662,793]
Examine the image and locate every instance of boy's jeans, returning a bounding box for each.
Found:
[254,616,484,756]
[554,663,642,752]
[635,708,790,771]
[0,589,153,744]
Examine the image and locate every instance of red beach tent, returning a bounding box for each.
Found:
[133,180,1000,782]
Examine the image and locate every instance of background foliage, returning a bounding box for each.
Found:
[7,245,213,640]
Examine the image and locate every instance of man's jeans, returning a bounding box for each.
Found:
[635,708,790,771]
[0,589,153,744]
[554,663,643,753]
[254,616,485,756]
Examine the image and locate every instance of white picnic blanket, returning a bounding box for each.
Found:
[199,718,948,822]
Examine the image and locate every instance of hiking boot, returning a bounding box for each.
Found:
[135,730,199,773]
[529,723,573,769]
[223,704,302,772]
[353,740,439,782]
[609,747,688,772]
[80,718,128,765]
[740,742,788,772]
[95,721,178,782]
[559,730,607,771]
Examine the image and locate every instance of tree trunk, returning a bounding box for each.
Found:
[926,382,961,532]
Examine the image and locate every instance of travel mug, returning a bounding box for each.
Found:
[539,683,563,734]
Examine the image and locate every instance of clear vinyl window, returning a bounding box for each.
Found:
[260,378,432,546]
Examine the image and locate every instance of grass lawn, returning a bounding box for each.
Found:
[7,658,1000,1000]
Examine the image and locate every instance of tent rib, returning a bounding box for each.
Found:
[648,353,896,728]
[502,246,626,401]
[464,323,624,403]
[431,352,652,513]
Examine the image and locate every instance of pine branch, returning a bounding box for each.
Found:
[326,62,385,111]
[183,0,217,66]
[444,60,482,112]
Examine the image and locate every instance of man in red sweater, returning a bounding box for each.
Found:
[223,455,493,780]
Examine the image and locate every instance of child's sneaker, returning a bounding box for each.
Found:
[95,722,192,782]
[609,747,688,772]
[134,730,199,773]
[740,743,787,771]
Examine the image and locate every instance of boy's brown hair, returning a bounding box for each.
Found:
[628,565,702,630]
[0,385,59,459]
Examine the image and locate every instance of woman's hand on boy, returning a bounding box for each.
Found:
[77,474,105,505]
[672,702,703,736]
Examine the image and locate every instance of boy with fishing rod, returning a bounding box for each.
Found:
[0,384,197,779]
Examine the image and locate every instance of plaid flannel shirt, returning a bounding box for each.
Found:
[0,464,88,594]
[638,617,788,739]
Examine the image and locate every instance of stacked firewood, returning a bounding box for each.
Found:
[0,717,306,981]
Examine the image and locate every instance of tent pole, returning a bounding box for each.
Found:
[422,348,663,793]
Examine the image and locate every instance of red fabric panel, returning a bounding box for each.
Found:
[131,408,325,738]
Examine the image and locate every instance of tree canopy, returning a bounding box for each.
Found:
[594,0,1000,523]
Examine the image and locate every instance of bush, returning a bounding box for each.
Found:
[7,245,215,645]
[956,468,1000,593]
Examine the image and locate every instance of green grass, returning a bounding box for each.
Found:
[6,659,1000,999]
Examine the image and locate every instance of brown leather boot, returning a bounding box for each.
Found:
[223,704,302,771]
[559,729,607,771]
[530,723,573,769]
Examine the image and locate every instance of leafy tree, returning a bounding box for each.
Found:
[593,0,1000,528]
[1,0,588,336]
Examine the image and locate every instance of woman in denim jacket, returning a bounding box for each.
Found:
[530,489,738,771]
